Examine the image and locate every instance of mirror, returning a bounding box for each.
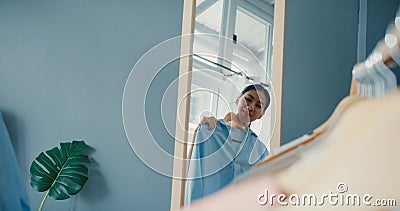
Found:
[171,0,281,208]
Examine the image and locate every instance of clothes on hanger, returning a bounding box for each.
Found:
[184,112,269,206]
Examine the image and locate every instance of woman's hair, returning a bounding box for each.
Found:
[241,84,271,113]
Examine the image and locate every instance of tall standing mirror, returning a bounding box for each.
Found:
[171,0,286,209]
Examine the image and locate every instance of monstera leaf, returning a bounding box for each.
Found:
[30,140,91,211]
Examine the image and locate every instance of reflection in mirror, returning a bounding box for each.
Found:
[183,0,275,206]
[190,0,274,150]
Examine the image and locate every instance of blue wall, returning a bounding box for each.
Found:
[281,0,359,144]
[0,0,183,210]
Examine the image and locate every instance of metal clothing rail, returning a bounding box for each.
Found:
[193,53,270,88]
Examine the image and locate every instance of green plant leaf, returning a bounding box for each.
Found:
[30,140,91,200]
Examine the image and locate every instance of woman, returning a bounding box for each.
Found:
[184,84,271,206]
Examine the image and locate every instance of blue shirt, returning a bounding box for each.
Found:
[184,119,269,206]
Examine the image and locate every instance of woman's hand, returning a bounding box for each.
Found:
[200,116,218,131]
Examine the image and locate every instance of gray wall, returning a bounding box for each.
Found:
[281,0,359,144]
[0,0,183,210]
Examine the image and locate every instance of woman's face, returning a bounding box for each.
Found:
[236,89,267,124]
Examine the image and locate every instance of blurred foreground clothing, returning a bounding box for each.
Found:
[0,112,30,211]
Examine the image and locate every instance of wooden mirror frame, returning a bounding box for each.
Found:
[170,0,286,209]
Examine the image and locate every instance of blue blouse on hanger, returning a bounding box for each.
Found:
[184,119,269,206]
